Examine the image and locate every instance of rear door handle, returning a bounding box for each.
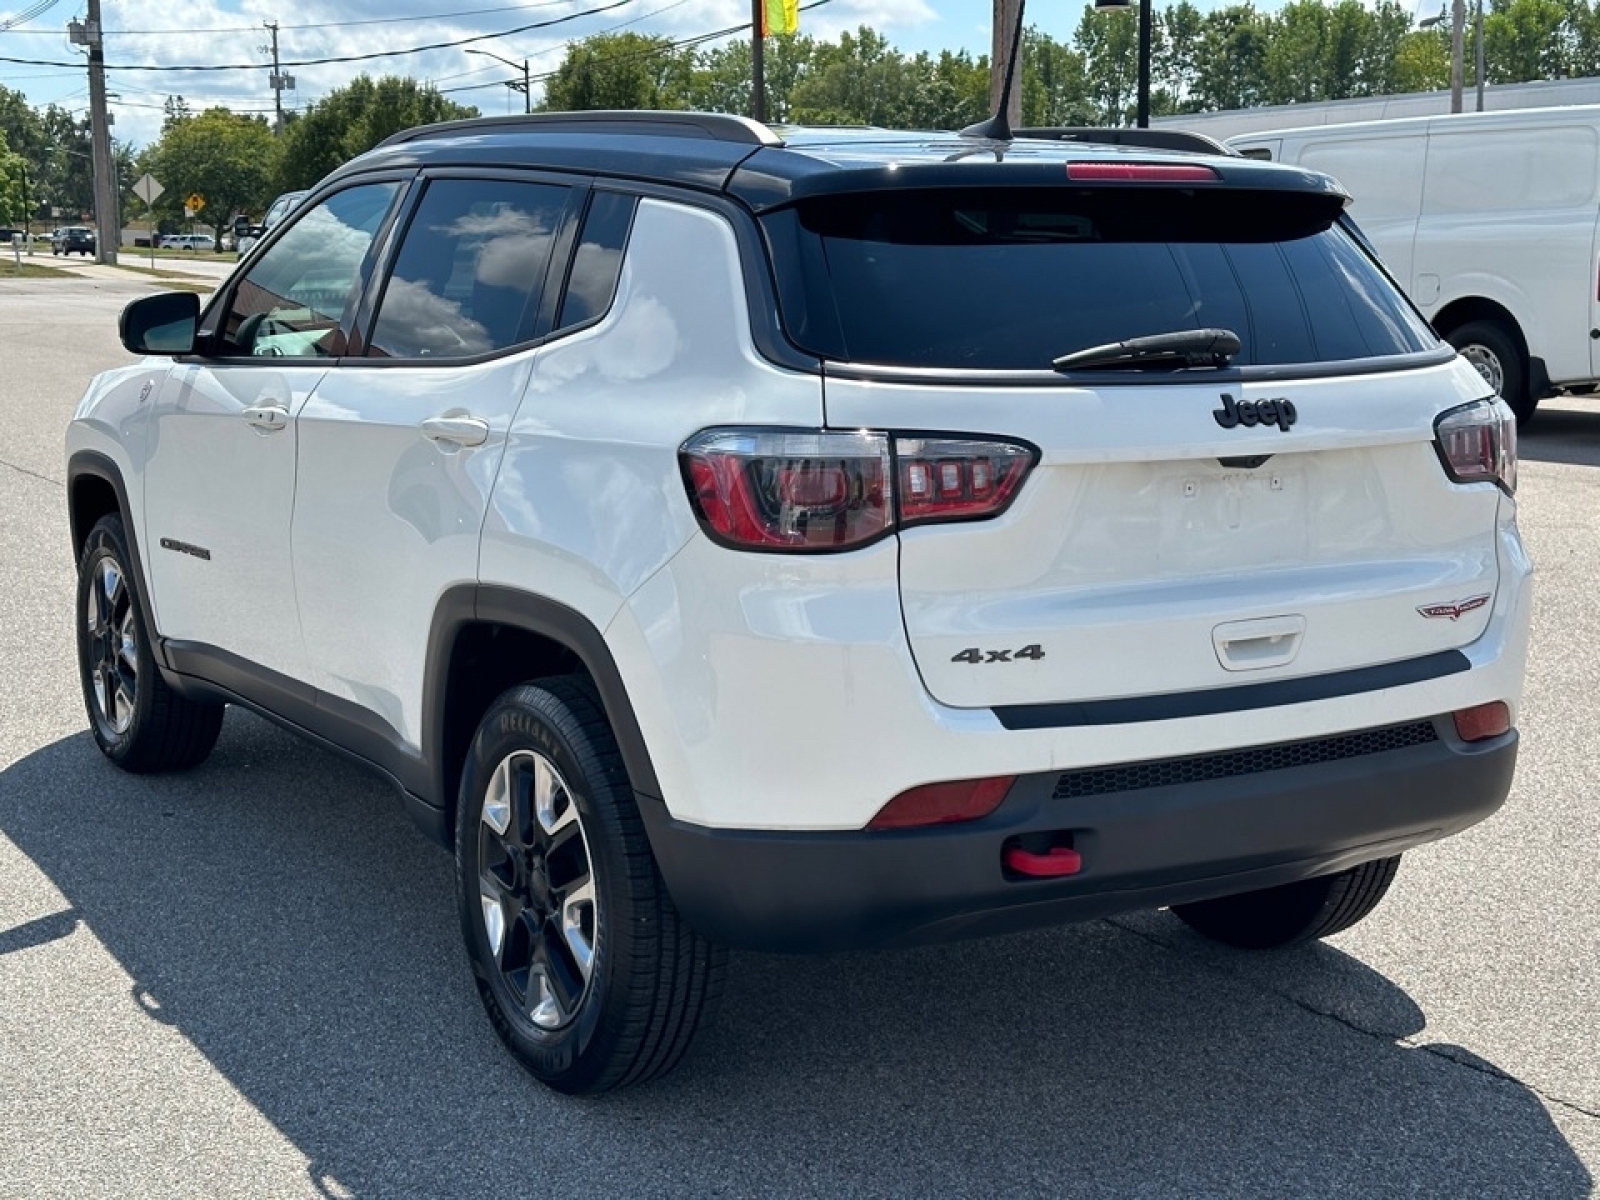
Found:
[241,404,288,433]
[420,413,490,448]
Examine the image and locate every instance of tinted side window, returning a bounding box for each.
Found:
[555,191,637,331]
[221,182,400,358]
[367,178,570,360]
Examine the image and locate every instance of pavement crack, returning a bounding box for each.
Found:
[1104,915,1600,1124]
[0,457,64,489]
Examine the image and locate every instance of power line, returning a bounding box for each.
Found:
[0,0,635,71]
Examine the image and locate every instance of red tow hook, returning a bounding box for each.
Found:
[1003,844,1083,878]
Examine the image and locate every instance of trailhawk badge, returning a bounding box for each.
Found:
[1417,595,1491,621]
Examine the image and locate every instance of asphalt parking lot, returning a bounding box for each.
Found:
[1,276,1596,1198]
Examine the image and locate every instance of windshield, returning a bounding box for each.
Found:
[762,187,1437,370]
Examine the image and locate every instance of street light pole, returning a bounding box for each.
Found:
[1450,0,1465,114]
[464,47,531,114]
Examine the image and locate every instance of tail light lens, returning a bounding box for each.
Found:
[681,428,1036,552]
[896,437,1034,526]
[681,429,893,551]
[1434,398,1516,495]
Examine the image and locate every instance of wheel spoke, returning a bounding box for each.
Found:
[560,877,597,982]
[118,611,138,673]
[527,964,563,1029]
[85,573,104,634]
[479,890,507,959]
[534,922,587,1022]
[112,680,135,727]
[534,756,576,836]
[102,562,123,612]
[481,754,514,836]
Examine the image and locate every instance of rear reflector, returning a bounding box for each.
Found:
[867,776,1015,830]
[1066,163,1219,182]
[1453,701,1511,743]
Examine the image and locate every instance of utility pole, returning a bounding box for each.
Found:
[1450,0,1465,114]
[988,0,1023,128]
[69,0,117,264]
[750,0,766,123]
[264,22,294,133]
[1475,0,1486,112]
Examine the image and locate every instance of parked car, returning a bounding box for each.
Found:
[67,112,1529,1095]
[235,189,307,256]
[1229,105,1600,423]
[160,233,215,252]
[53,226,95,256]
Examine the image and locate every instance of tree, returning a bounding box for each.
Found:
[154,107,278,237]
[0,132,25,228]
[1074,6,1143,122]
[275,76,477,194]
[540,33,692,112]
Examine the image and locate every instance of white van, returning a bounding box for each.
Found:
[1230,106,1600,421]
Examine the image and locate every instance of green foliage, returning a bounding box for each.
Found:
[275,76,478,194]
[153,107,278,232]
[540,33,691,111]
[0,132,25,227]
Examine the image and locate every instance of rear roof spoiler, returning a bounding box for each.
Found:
[1016,127,1236,156]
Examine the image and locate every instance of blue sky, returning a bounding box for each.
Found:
[0,0,1406,148]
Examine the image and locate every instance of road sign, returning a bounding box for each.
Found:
[133,173,164,205]
[186,193,205,213]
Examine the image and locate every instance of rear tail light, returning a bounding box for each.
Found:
[680,428,1036,552]
[680,429,892,551]
[867,775,1016,830]
[896,437,1033,526]
[1434,398,1516,495]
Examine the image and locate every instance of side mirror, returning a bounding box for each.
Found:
[119,291,200,356]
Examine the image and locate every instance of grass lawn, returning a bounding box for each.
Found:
[0,260,69,278]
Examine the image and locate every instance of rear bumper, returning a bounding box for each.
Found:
[639,718,1516,952]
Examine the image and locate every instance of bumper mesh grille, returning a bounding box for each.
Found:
[1051,720,1441,801]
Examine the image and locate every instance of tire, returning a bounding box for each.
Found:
[1447,319,1533,424]
[76,514,224,772]
[455,677,726,1094]
[1169,855,1401,950]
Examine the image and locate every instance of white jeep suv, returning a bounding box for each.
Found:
[66,112,1529,1094]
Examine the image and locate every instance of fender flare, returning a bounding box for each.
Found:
[66,450,169,668]
[422,585,665,816]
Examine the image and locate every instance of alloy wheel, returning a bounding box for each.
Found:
[85,557,137,735]
[477,749,599,1030]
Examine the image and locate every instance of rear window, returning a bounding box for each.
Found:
[763,187,1437,370]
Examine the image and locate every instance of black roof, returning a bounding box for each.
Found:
[337,111,1348,210]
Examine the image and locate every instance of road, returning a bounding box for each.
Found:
[1,277,1596,1199]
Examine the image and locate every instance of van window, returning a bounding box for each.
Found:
[764,186,1437,371]
[1423,126,1599,214]
[1299,137,1426,223]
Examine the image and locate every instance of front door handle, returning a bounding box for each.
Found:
[242,404,288,433]
[420,413,490,448]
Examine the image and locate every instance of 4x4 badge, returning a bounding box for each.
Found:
[1417,595,1490,621]
[1214,393,1297,432]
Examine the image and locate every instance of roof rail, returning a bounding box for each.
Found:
[1015,127,1235,156]
[379,110,784,149]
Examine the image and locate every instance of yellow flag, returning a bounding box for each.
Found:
[762,0,798,36]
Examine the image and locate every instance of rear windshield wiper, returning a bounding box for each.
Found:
[1052,328,1241,372]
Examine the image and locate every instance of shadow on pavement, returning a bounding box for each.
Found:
[0,713,1590,1199]
[1521,398,1600,468]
